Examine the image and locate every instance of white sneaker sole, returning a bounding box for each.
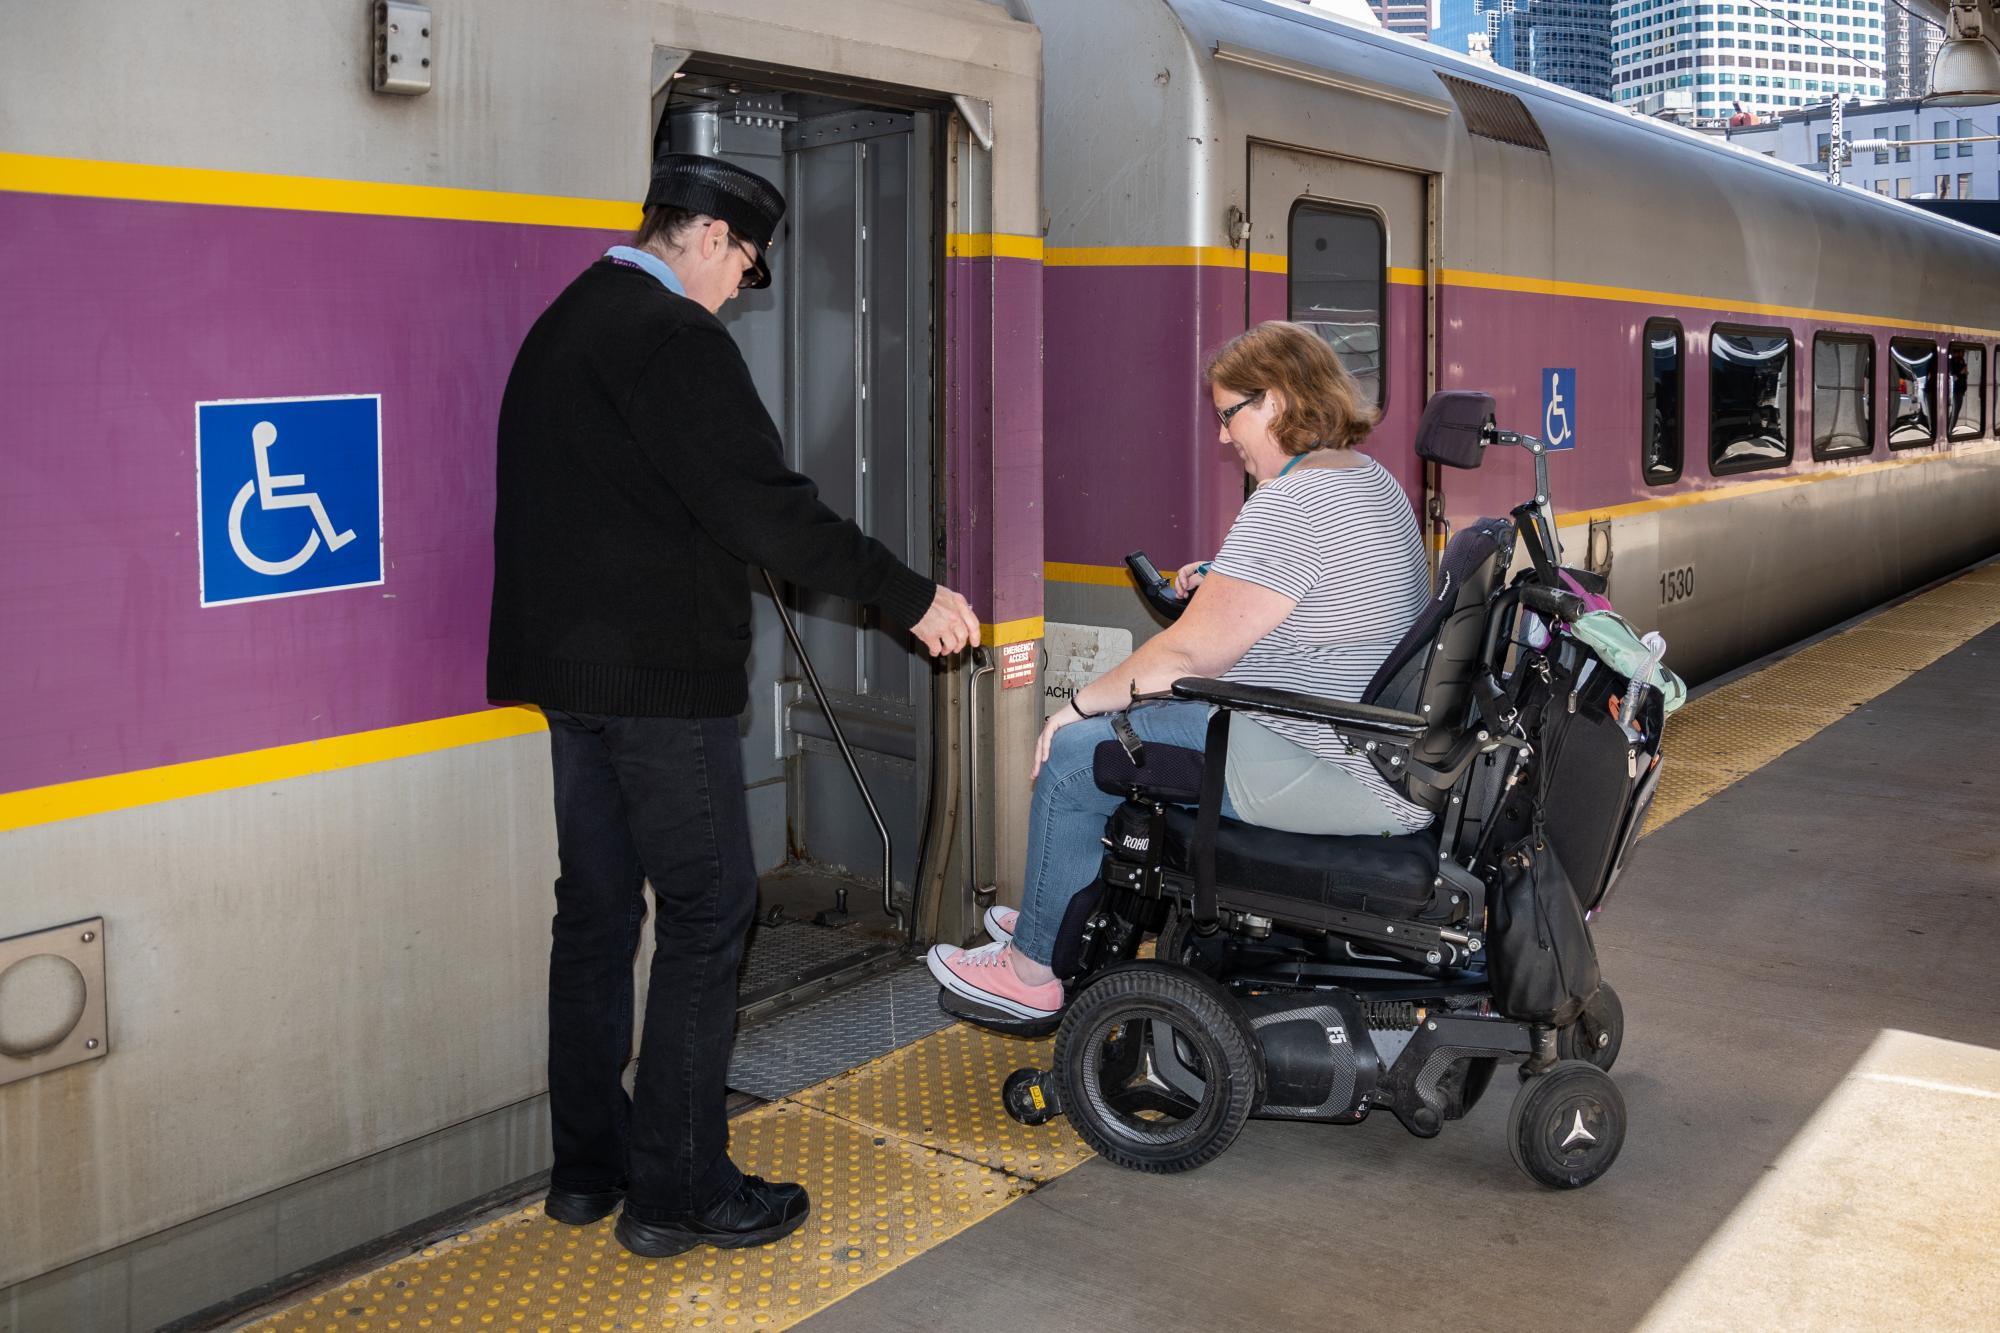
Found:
[926,947,1059,1020]
[983,905,1016,945]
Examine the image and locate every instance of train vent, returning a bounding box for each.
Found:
[1436,73,1549,153]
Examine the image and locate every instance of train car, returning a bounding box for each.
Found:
[1028,0,2000,688]
[5,0,2000,1325]
[0,2,1044,1323]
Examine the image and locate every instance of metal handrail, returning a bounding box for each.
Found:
[762,570,899,930]
[965,648,997,908]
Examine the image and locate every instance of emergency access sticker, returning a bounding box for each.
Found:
[1000,641,1037,689]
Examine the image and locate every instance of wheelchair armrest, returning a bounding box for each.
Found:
[1169,677,1429,742]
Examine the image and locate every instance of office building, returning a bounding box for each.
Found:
[1725,96,1999,199]
[1370,0,1436,38]
[1881,3,1943,98]
[1434,0,1616,99]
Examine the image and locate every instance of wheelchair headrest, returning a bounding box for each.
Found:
[1415,391,1494,470]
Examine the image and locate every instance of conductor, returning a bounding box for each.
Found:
[487,153,979,1259]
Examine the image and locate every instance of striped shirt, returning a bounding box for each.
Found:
[1208,456,1434,831]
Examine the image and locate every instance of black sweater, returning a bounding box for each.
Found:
[487,261,936,717]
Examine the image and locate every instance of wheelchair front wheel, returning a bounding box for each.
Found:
[1506,1059,1626,1189]
[1053,962,1262,1174]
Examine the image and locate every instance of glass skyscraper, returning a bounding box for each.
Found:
[1433,0,1616,101]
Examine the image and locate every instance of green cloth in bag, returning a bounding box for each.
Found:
[1569,610,1687,715]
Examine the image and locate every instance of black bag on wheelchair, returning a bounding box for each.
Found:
[1489,834,1600,1027]
[1480,617,1660,1024]
[1478,644,1594,1025]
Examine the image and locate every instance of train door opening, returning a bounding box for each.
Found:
[657,75,939,1002]
[1244,144,1433,529]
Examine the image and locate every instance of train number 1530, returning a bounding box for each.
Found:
[1659,564,1695,605]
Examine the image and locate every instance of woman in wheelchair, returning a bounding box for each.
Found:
[927,321,1434,1020]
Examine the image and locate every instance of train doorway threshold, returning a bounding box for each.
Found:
[729,866,951,1104]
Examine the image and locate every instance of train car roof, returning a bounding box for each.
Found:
[1186,0,2000,257]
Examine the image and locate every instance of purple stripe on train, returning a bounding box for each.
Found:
[0,196,1041,793]
[1044,266,1982,569]
[0,191,616,794]
[944,253,1046,630]
[1044,265,1426,568]
[1434,284,1981,525]
[1043,265,1251,568]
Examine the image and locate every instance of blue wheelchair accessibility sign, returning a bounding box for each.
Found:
[1541,368,1577,452]
[196,395,383,607]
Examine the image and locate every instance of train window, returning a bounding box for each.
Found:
[1811,333,1874,459]
[1888,339,1938,448]
[1709,324,1793,474]
[1288,202,1386,408]
[1641,319,1684,484]
[1947,343,1985,440]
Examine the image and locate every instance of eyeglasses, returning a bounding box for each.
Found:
[1216,391,1264,426]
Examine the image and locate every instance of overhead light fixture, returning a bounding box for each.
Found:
[1928,1,2000,106]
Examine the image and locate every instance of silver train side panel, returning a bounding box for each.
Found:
[1598,448,2000,683]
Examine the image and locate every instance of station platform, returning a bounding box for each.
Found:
[238,565,2000,1333]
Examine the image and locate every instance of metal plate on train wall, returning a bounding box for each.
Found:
[1043,621,1134,717]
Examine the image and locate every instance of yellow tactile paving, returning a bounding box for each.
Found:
[1707,658,1915,712]
[247,1033,1090,1333]
[247,565,2000,1331]
[1646,566,2000,835]
[1644,759,1749,829]
[1794,628,1963,673]
[1866,595,2000,638]
[793,1027,1089,1183]
[1654,700,1841,774]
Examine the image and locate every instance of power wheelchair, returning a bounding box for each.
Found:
[943,391,1672,1190]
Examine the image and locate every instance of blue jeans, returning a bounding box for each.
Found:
[1011,701,1239,965]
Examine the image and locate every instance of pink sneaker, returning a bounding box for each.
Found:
[926,941,1062,1019]
[983,905,1019,945]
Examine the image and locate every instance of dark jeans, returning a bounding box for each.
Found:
[543,709,756,1223]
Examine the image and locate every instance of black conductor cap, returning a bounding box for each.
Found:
[643,153,786,289]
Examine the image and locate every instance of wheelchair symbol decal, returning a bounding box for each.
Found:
[196,394,383,607]
[1541,368,1577,452]
[226,421,358,576]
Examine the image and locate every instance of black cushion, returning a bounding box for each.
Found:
[1161,807,1440,918]
[1092,739,1203,803]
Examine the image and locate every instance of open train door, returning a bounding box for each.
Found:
[1244,143,1438,549]
[649,70,943,1007]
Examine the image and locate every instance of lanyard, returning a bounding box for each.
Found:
[1277,448,1325,478]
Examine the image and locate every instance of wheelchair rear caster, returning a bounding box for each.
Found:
[1507,1059,1626,1189]
[1556,982,1623,1072]
[1003,1068,1062,1126]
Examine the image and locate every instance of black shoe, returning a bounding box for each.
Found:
[544,1184,625,1226]
[613,1176,811,1258]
